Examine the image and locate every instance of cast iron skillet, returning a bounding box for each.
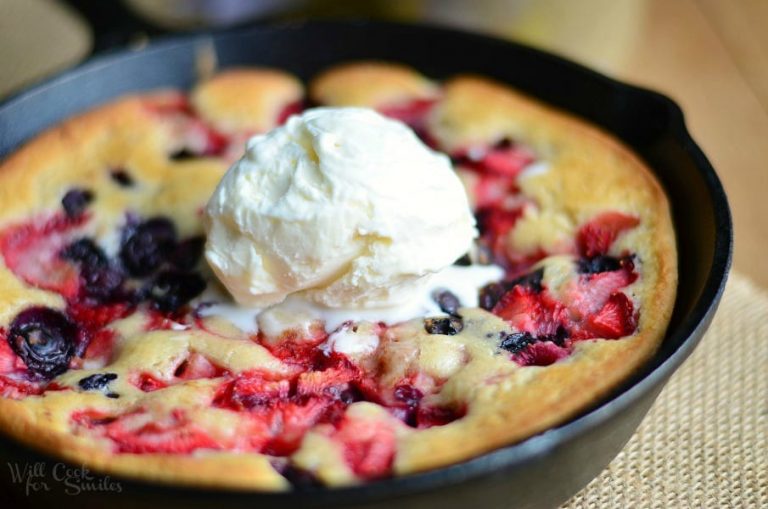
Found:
[0,20,732,509]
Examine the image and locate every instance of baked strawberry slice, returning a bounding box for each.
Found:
[0,333,26,374]
[261,398,336,456]
[0,375,44,399]
[333,414,396,480]
[101,409,221,454]
[173,352,228,381]
[378,98,436,130]
[260,325,328,367]
[0,213,87,298]
[511,341,570,367]
[416,404,466,428]
[492,286,569,338]
[577,212,640,258]
[563,268,637,320]
[67,301,133,333]
[276,101,304,125]
[130,372,168,392]
[213,370,291,411]
[481,143,535,178]
[476,205,525,264]
[582,292,637,339]
[473,174,518,209]
[80,329,116,365]
[296,361,360,399]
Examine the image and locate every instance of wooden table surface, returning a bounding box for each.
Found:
[1,0,766,287]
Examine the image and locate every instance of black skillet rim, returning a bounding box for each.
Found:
[0,19,733,504]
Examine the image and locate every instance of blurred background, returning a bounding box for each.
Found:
[0,0,766,290]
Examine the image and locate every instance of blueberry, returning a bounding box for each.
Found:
[479,282,508,311]
[338,386,364,405]
[545,326,569,347]
[168,236,205,271]
[499,327,568,354]
[119,217,177,277]
[110,169,134,187]
[577,255,621,274]
[7,307,78,379]
[61,188,94,219]
[499,331,534,354]
[61,239,125,302]
[280,465,323,489]
[80,265,125,302]
[146,270,206,313]
[78,372,117,391]
[510,268,544,293]
[424,316,463,336]
[432,290,461,317]
[169,148,197,161]
[60,238,108,268]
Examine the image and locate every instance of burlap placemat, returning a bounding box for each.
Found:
[562,271,767,508]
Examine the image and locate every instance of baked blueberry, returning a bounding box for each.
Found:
[146,270,206,313]
[432,289,461,317]
[7,307,78,379]
[120,217,177,277]
[110,169,134,187]
[78,372,118,391]
[424,316,463,335]
[61,188,94,219]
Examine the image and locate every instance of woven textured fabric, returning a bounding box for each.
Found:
[562,271,768,508]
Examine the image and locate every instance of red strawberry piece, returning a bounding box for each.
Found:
[416,404,465,428]
[261,326,328,367]
[476,205,525,264]
[261,398,336,456]
[81,329,116,364]
[0,334,26,373]
[200,123,229,156]
[378,98,436,130]
[0,375,44,399]
[512,341,570,367]
[296,362,360,399]
[71,409,115,428]
[473,174,518,209]
[101,409,221,454]
[480,144,535,178]
[67,302,133,332]
[333,414,396,480]
[276,101,304,125]
[212,371,291,411]
[492,286,569,338]
[0,213,88,298]
[131,373,168,392]
[583,293,637,339]
[577,212,640,258]
[173,352,228,381]
[563,268,637,320]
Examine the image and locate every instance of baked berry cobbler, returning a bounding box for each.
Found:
[0,62,676,489]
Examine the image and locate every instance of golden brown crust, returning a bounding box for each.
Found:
[191,68,303,134]
[310,61,438,107]
[0,62,676,489]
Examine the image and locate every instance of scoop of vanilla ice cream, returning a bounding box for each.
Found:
[204,107,476,308]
